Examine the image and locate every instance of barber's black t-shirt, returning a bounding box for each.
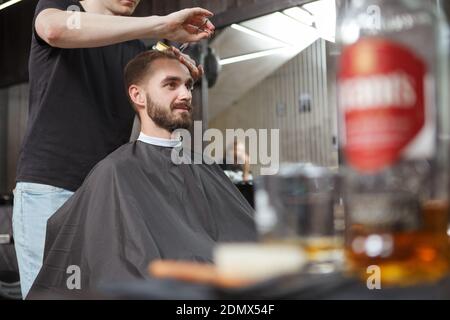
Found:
[16,0,146,191]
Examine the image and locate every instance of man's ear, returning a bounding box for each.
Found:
[129,85,146,111]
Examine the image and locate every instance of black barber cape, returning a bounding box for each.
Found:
[28,138,257,298]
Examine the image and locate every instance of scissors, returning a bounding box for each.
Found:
[153,18,211,53]
[178,18,211,53]
[179,42,189,52]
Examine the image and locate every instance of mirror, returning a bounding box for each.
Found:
[206,0,339,179]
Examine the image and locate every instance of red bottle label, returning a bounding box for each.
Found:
[339,38,427,173]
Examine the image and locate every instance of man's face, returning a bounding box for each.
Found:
[101,0,140,16]
[143,59,194,132]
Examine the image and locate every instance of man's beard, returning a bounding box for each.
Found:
[146,94,193,133]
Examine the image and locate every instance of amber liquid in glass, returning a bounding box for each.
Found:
[346,200,450,286]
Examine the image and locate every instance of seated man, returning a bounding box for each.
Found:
[28,50,257,297]
[221,139,253,184]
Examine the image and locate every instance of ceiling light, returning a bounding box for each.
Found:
[230,24,292,48]
[302,0,336,42]
[0,0,23,11]
[217,8,324,66]
[282,7,315,27]
[219,47,296,66]
[263,12,319,48]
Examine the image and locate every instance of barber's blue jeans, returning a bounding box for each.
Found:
[12,182,74,299]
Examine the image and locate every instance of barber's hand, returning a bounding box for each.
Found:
[170,47,204,81]
[161,7,215,43]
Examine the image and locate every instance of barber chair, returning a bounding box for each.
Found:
[235,182,254,209]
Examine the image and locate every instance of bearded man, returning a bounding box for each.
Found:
[28,50,257,298]
[14,0,215,298]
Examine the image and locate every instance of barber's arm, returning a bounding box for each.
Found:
[35,7,215,49]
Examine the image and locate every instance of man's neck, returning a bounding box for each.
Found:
[141,123,173,140]
[79,0,114,15]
